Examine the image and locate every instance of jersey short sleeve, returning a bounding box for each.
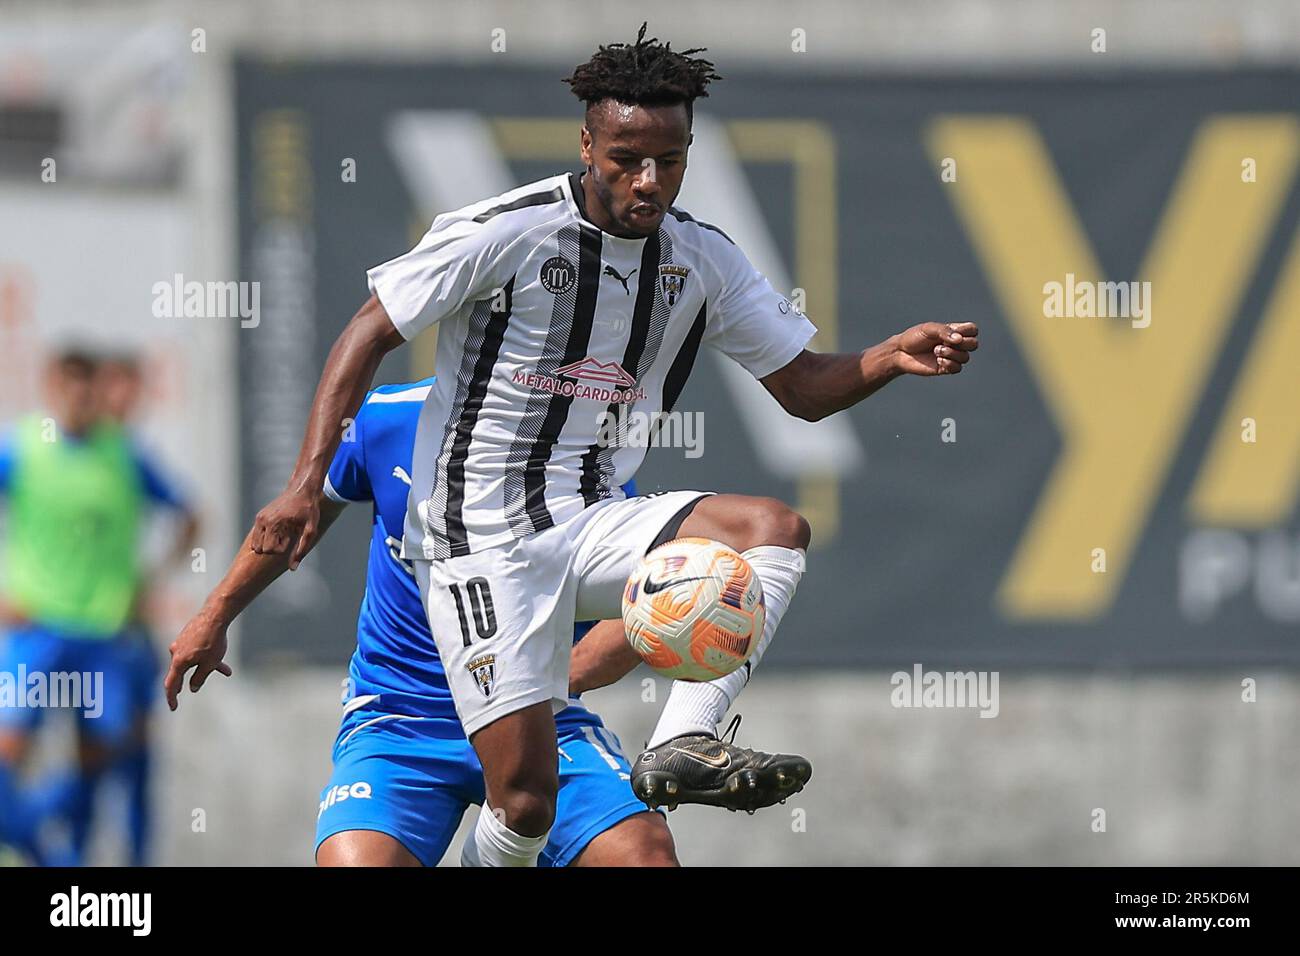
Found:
[704,240,819,380]
[132,447,189,509]
[324,409,372,504]
[367,212,513,342]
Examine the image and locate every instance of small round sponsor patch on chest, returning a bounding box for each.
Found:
[539,255,577,294]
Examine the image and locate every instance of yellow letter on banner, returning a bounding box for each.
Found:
[1188,227,1300,527]
[927,116,1299,618]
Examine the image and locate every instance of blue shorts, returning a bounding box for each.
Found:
[314,703,652,867]
[0,624,134,744]
[116,627,161,718]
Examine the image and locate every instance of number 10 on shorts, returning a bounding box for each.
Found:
[448,577,497,646]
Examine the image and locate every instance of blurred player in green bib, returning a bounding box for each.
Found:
[96,352,199,865]
[0,349,196,865]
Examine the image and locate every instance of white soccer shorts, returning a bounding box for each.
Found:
[413,490,712,737]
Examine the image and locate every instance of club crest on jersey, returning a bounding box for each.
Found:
[540,256,577,295]
[467,654,497,697]
[658,264,690,306]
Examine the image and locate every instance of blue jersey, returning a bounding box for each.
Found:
[324,379,633,726]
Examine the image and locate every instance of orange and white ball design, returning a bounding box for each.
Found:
[621,537,765,682]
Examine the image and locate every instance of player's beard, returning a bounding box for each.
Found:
[589,167,658,238]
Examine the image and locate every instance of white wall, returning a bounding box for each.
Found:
[146,669,1300,866]
[6,0,1300,68]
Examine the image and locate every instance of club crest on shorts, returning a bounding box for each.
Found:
[540,256,576,295]
[467,654,497,697]
[658,264,690,306]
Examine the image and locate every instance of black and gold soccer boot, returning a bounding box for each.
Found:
[631,715,812,814]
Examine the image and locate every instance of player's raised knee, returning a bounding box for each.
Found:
[690,495,811,552]
[748,497,811,551]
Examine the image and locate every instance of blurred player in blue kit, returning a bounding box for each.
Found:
[0,349,197,865]
[97,353,199,865]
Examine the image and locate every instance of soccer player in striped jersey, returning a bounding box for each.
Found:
[247,25,979,866]
[167,379,676,866]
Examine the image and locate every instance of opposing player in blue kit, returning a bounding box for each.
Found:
[166,379,677,866]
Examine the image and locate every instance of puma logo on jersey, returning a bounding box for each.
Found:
[669,746,732,770]
[603,264,638,294]
[392,466,412,486]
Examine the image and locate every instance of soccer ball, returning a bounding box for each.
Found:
[621,537,765,682]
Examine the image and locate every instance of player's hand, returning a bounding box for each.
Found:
[251,488,321,570]
[164,611,234,711]
[892,322,979,376]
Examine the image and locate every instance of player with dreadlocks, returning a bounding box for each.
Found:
[171,23,978,867]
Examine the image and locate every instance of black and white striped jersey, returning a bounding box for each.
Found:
[368,171,817,560]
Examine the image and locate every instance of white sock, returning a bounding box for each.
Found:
[647,545,804,748]
[462,804,549,867]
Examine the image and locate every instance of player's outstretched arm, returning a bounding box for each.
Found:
[165,497,346,710]
[168,508,202,567]
[250,294,404,569]
[761,321,979,422]
[569,619,642,696]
